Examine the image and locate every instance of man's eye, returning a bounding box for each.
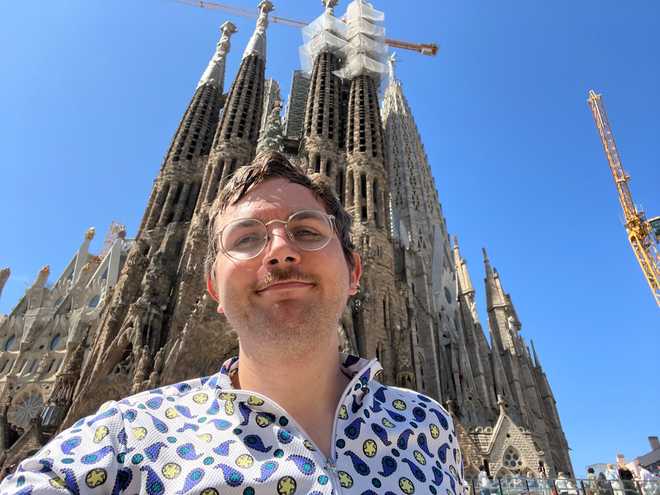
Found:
[292,228,322,240]
[232,234,262,248]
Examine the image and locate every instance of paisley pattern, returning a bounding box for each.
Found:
[0,354,465,495]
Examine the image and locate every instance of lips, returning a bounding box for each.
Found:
[255,280,315,293]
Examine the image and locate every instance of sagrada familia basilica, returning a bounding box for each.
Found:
[0,0,573,481]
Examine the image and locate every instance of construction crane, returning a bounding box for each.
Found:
[174,0,439,56]
[587,90,660,307]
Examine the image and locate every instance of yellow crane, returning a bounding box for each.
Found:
[174,0,439,56]
[587,90,660,307]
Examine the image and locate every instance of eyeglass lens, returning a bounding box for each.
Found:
[221,210,334,260]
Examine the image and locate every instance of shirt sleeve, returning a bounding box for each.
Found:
[444,413,469,495]
[0,401,130,494]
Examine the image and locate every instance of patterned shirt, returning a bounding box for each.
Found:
[0,354,465,494]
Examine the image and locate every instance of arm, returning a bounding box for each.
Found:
[0,402,127,494]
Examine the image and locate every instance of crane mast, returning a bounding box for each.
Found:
[587,90,660,308]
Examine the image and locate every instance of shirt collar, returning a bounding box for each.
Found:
[214,353,383,394]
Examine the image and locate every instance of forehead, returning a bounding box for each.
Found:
[217,178,326,226]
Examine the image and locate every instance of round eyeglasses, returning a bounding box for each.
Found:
[218,209,336,261]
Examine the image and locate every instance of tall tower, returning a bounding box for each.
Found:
[483,248,527,423]
[332,0,411,385]
[159,0,274,385]
[61,21,239,426]
[453,238,497,424]
[300,0,346,198]
[382,53,461,400]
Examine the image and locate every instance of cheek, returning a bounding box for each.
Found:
[215,260,258,299]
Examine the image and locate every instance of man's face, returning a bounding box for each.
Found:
[209,178,361,345]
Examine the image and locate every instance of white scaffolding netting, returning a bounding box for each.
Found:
[335,0,387,82]
[298,1,389,82]
[299,11,347,74]
[345,0,384,23]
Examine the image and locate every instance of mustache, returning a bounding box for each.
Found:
[255,267,318,292]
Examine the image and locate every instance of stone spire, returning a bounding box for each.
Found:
[484,247,515,312]
[139,22,236,234]
[382,48,458,400]
[483,247,513,354]
[530,339,541,368]
[454,237,474,296]
[242,0,274,61]
[453,238,497,418]
[0,268,9,301]
[72,227,94,284]
[32,266,50,289]
[198,21,238,89]
[256,99,284,154]
[151,1,275,387]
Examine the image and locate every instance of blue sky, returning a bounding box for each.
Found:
[1,0,658,477]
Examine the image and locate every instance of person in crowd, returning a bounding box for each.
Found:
[586,467,599,495]
[607,464,625,495]
[478,465,491,495]
[598,471,615,495]
[634,460,658,495]
[619,459,639,495]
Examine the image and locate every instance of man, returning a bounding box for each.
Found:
[0,151,465,494]
[477,465,491,495]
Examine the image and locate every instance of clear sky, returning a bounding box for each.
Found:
[1,0,658,477]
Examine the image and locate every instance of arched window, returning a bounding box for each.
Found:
[88,294,101,308]
[314,155,321,173]
[346,171,354,207]
[373,179,380,227]
[336,169,345,205]
[49,334,62,351]
[326,159,332,177]
[4,335,16,352]
[444,287,453,305]
[360,174,368,222]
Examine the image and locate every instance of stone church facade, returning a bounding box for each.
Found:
[0,0,572,480]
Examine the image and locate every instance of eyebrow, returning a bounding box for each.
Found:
[228,209,326,225]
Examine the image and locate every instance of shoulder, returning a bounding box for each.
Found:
[69,373,217,431]
[110,374,217,411]
[375,383,454,432]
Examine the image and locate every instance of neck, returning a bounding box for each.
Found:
[235,329,348,458]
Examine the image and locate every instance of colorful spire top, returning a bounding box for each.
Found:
[33,265,50,288]
[198,21,238,88]
[242,0,274,61]
[323,0,339,13]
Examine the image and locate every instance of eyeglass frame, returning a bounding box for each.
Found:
[216,209,338,261]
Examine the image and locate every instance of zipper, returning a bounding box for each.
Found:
[226,388,339,492]
[324,456,342,494]
[223,360,378,494]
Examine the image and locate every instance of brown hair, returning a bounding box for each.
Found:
[205,151,355,282]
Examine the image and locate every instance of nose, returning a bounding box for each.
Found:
[263,224,301,266]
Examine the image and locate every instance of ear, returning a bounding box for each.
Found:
[206,275,224,314]
[348,251,362,296]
